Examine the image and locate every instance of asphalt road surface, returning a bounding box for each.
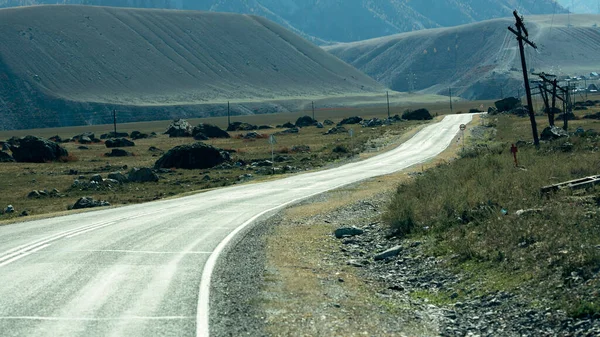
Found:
[0,114,473,337]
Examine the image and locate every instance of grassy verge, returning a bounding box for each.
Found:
[383,113,600,317]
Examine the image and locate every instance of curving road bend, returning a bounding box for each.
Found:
[0,114,473,337]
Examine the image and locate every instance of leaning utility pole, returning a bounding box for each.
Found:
[509,10,540,147]
[386,91,391,119]
[112,109,117,136]
[227,101,231,126]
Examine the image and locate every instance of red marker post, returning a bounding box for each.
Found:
[511,144,519,167]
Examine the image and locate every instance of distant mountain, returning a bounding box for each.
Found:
[326,14,600,100]
[0,5,383,130]
[0,0,567,43]
[557,0,599,13]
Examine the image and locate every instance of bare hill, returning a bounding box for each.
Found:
[326,14,600,100]
[0,1,567,44]
[0,5,384,130]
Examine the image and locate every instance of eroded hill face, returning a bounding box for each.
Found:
[0,0,566,43]
[326,14,600,100]
[0,5,383,130]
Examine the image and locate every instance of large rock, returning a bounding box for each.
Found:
[374,245,402,261]
[154,142,228,170]
[325,126,347,135]
[295,115,317,127]
[227,122,258,131]
[510,107,529,117]
[105,149,132,157]
[165,119,193,137]
[402,108,432,120]
[108,172,129,184]
[105,138,135,148]
[100,132,129,139]
[130,131,149,140]
[8,136,68,163]
[494,97,521,112]
[128,167,159,182]
[541,126,569,141]
[72,132,99,143]
[338,116,363,125]
[72,197,110,210]
[334,227,364,239]
[193,123,230,139]
[0,151,15,163]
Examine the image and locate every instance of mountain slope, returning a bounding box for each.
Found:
[0,1,567,43]
[0,5,384,130]
[325,14,600,100]
[557,0,599,13]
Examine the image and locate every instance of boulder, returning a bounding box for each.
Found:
[0,151,15,163]
[5,205,15,213]
[227,122,258,131]
[258,125,273,130]
[105,149,132,157]
[281,122,296,129]
[100,132,129,139]
[279,127,299,135]
[148,146,163,153]
[338,116,363,125]
[290,145,310,153]
[128,167,159,183]
[243,131,262,139]
[251,160,273,167]
[108,172,129,184]
[487,107,499,115]
[583,112,600,120]
[8,136,68,163]
[295,115,317,127]
[27,190,41,198]
[316,122,324,129]
[130,131,149,140]
[105,138,135,148]
[193,123,230,139]
[325,126,347,135]
[48,135,64,143]
[402,108,432,120]
[165,119,193,137]
[154,143,228,170]
[541,126,569,141]
[90,174,103,183]
[494,97,521,112]
[364,118,383,127]
[194,133,209,141]
[72,197,110,210]
[323,119,334,125]
[374,245,402,261]
[510,107,529,117]
[334,227,364,238]
[78,146,89,150]
[556,112,576,121]
[72,132,99,143]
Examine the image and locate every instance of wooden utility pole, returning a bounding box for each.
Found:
[449,87,453,114]
[112,109,117,136]
[509,10,540,147]
[539,84,552,125]
[227,101,231,126]
[386,91,390,119]
[312,101,315,120]
[536,73,569,129]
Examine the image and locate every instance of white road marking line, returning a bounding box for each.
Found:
[0,244,51,267]
[66,222,116,238]
[0,316,193,321]
[59,250,213,255]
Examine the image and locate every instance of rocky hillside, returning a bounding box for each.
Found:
[0,1,566,43]
[0,5,384,130]
[557,0,599,13]
[326,14,600,100]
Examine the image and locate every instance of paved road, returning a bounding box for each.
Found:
[0,114,473,337]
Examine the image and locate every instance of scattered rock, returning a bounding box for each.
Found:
[105,138,135,148]
[107,172,128,184]
[100,132,129,139]
[487,107,499,115]
[251,160,273,167]
[541,126,569,141]
[8,136,68,163]
[0,151,15,163]
[323,119,334,125]
[148,146,163,153]
[243,131,262,139]
[583,112,600,120]
[325,126,347,135]
[72,132,100,143]
[90,174,103,183]
[494,97,521,112]
[193,123,230,139]
[128,167,159,183]
[258,125,273,130]
[5,205,15,213]
[279,127,299,135]
[338,116,363,125]
[316,122,324,129]
[72,197,110,209]
[165,119,193,137]
[27,190,41,198]
[78,146,89,150]
[281,122,296,129]
[20,210,29,217]
[290,145,310,153]
[130,131,149,140]
[374,245,402,261]
[105,149,132,157]
[334,227,364,238]
[194,133,209,141]
[510,106,529,117]
[402,108,432,121]
[154,142,228,170]
[362,118,383,127]
[227,122,258,131]
[295,115,317,127]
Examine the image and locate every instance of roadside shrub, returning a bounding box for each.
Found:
[332,145,348,153]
